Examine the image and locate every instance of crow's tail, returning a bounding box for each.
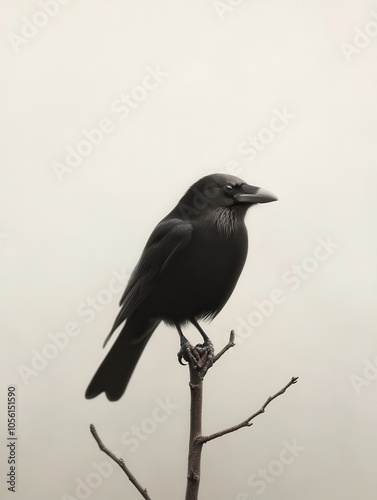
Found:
[85,316,160,401]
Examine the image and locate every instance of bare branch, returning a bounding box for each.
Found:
[196,376,299,445]
[213,330,235,364]
[185,353,204,500]
[90,424,153,500]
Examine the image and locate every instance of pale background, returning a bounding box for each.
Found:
[1,1,377,499]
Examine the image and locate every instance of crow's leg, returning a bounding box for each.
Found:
[190,319,214,377]
[176,323,199,367]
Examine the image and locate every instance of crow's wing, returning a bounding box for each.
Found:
[103,218,193,346]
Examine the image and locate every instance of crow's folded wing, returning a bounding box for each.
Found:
[103,218,193,346]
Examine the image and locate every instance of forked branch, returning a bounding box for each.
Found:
[184,333,298,500]
[89,331,298,500]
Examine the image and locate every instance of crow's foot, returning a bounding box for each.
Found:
[177,336,200,367]
[195,338,214,378]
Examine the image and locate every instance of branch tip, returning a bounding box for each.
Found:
[89,424,153,500]
[213,330,236,364]
[198,375,299,444]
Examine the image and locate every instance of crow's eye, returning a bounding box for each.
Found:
[224,184,234,193]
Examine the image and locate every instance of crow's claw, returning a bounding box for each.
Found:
[177,337,199,367]
[177,351,187,365]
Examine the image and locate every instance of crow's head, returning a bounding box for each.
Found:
[179,173,278,212]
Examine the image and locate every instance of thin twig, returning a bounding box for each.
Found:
[196,376,298,445]
[90,424,153,500]
[213,330,235,364]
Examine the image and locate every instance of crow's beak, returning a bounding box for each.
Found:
[234,185,278,204]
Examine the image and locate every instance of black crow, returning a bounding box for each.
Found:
[85,173,277,401]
